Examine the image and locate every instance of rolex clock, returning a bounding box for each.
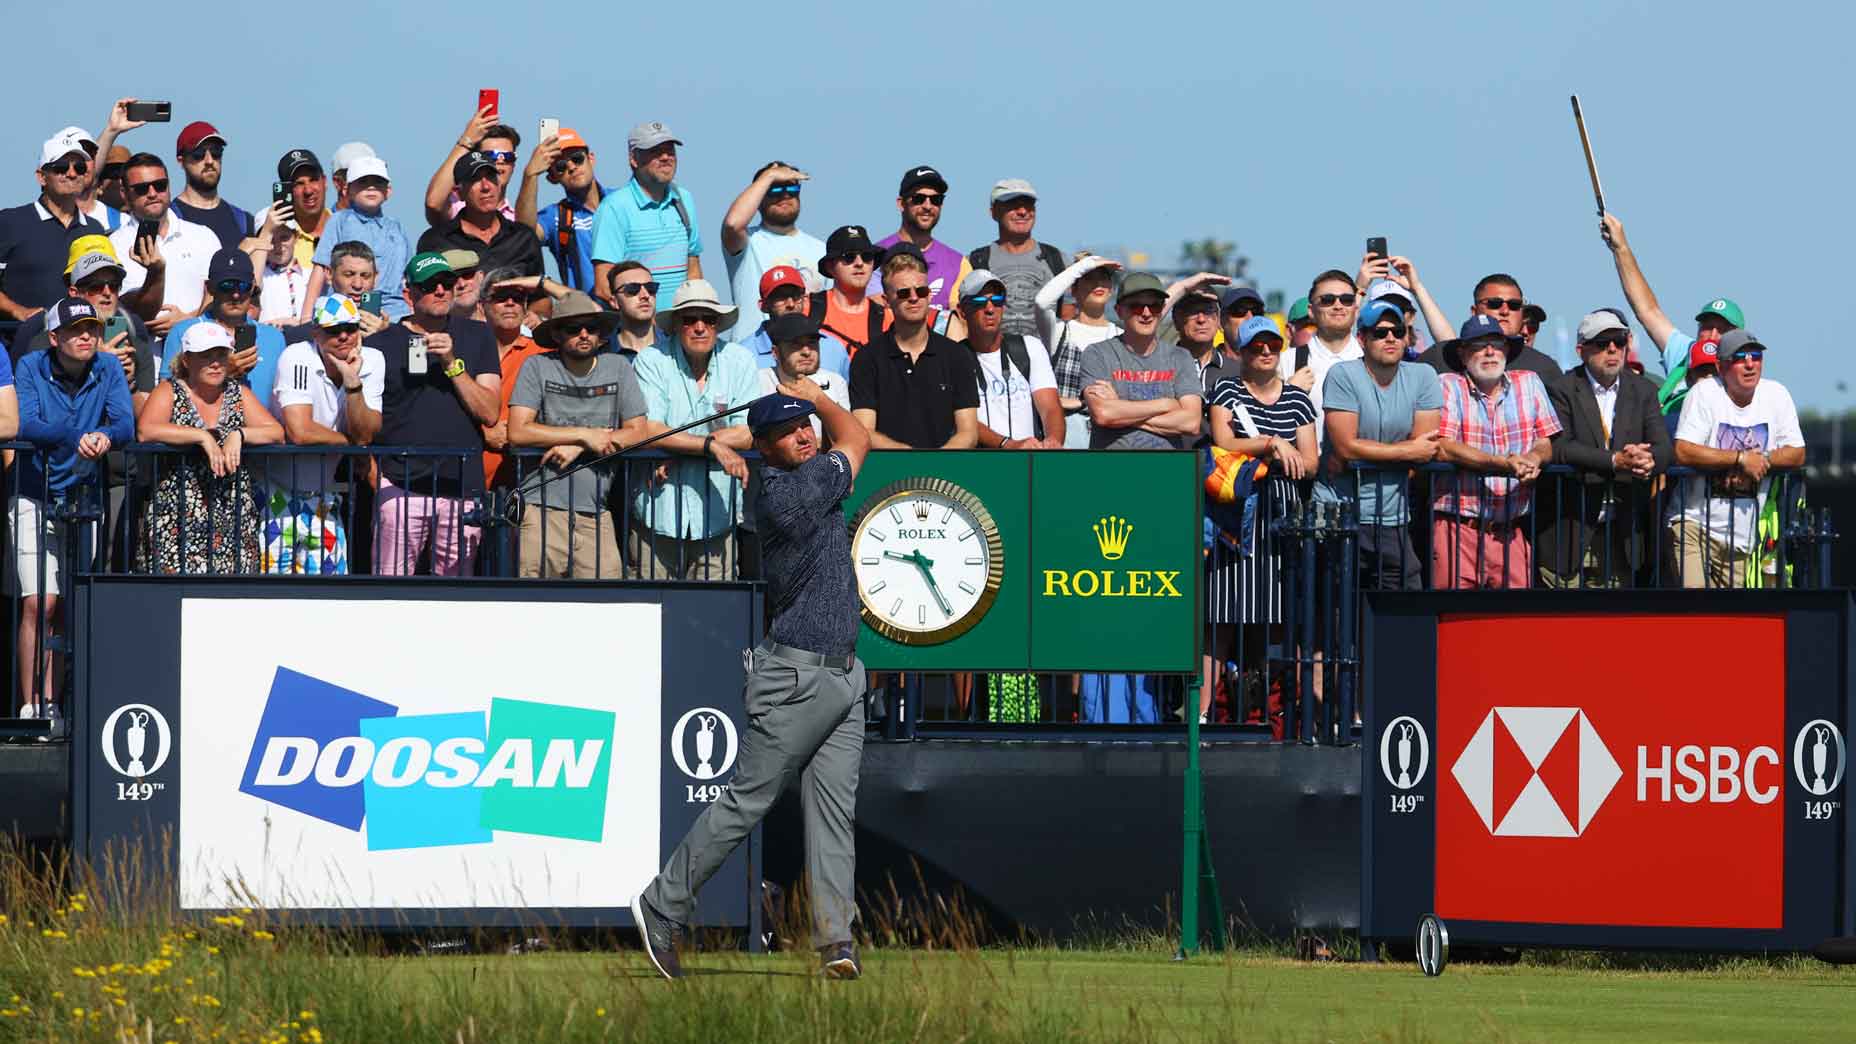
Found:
[847,478,1004,644]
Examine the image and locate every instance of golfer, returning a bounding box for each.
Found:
[633,369,871,980]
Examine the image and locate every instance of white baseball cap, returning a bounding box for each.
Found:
[345,156,390,184]
[332,141,376,175]
[181,322,234,353]
[39,128,93,167]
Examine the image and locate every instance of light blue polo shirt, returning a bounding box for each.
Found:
[313,206,412,319]
[589,178,702,306]
[536,183,610,293]
[631,337,760,540]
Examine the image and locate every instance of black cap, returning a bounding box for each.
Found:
[452,150,498,184]
[46,297,101,333]
[765,313,823,345]
[746,393,816,436]
[899,165,947,196]
[822,226,877,275]
[1219,285,1265,313]
[208,247,255,285]
[880,242,926,269]
[276,148,322,182]
[1522,303,1547,325]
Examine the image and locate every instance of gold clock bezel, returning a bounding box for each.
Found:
[847,477,1004,645]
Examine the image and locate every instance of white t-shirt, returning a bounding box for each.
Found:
[110,213,219,314]
[259,259,311,324]
[1669,375,1805,550]
[725,224,828,335]
[1282,334,1364,442]
[972,335,1056,443]
[754,365,849,438]
[267,340,386,492]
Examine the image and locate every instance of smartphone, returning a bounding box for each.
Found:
[539,117,559,142]
[135,217,160,244]
[477,89,499,118]
[272,181,289,205]
[359,290,382,316]
[233,326,256,353]
[126,101,171,123]
[407,334,428,376]
[1366,237,1388,261]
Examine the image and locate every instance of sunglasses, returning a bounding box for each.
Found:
[1365,325,1407,341]
[76,278,123,294]
[1729,350,1764,363]
[1124,298,1165,314]
[834,250,879,266]
[1479,296,1525,311]
[679,312,718,327]
[214,279,253,296]
[1225,304,1263,317]
[128,178,169,197]
[890,286,933,302]
[965,293,1006,307]
[488,288,540,304]
[1178,304,1220,319]
[1243,339,1283,354]
[549,150,590,175]
[185,143,225,162]
[906,192,946,207]
[1314,293,1357,307]
[323,323,361,337]
[486,150,516,164]
[1585,335,1629,351]
[616,280,660,297]
[557,320,605,337]
[416,274,460,293]
[767,184,802,197]
[43,157,89,176]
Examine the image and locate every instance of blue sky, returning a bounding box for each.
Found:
[15,2,1847,404]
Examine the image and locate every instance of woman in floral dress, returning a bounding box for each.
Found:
[135,324,285,574]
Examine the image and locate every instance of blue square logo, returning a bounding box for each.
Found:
[240,667,398,831]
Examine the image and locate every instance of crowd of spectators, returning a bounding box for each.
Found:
[0,99,1810,721]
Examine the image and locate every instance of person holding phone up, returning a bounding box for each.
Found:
[157,249,287,406]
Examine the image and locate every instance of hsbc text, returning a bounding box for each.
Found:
[1636,745,1780,804]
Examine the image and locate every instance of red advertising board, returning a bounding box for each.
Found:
[1434,613,1787,930]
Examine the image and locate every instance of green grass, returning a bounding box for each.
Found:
[0,845,1851,1042]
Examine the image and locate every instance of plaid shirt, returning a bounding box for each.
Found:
[1050,320,1088,401]
[1434,370,1561,522]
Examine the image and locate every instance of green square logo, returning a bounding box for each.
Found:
[477,698,615,842]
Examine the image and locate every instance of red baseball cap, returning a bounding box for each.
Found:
[176,121,226,155]
[1689,331,1720,371]
[758,265,806,301]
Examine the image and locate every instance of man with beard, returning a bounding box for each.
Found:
[966,179,1065,338]
[871,166,970,310]
[591,122,702,307]
[1430,315,1559,589]
[169,121,256,251]
[108,153,218,331]
[605,259,673,359]
[0,130,107,320]
[1537,310,1670,588]
[723,162,826,334]
[517,128,609,294]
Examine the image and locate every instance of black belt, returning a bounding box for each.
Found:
[756,639,855,673]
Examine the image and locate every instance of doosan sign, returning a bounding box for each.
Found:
[1430,613,1813,931]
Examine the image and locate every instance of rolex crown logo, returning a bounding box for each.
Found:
[914,501,931,521]
[1093,516,1132,561]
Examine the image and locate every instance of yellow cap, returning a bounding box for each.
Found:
[65,234,117,274]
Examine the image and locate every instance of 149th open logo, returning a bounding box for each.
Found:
[671,707,739,804]
[100,703,172,801]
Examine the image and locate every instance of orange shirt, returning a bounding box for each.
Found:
[484,335,546,488]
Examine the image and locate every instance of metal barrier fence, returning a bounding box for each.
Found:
[0,444,1835,739]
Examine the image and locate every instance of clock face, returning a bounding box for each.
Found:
[847,478,1004,645]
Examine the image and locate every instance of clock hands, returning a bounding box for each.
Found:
[883,549,953,617]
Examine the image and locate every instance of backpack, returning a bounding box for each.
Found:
[554,200,580,286]
[967,242,1066,284]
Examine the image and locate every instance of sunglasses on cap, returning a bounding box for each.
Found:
[1365,324,1407,341]
[127,177,169,197]
[1314,293,1357,307]
[615,280,660,298]
[1584,334,1629,351]
[906,192,945,207]
[185,143,225,162]
[1479,296,1524,311]
[549,149,590,175]
[767,184,802,197]
[416,274,460,293]
[214,279,253,296]
[43,157,88,176]
[965,293,1006,307]
[890,286,933,302]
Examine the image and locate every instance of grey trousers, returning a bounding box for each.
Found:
[645,642,866,947]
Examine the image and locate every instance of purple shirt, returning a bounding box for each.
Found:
[870,234,971,310]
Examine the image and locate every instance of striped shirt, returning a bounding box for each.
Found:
[589,178,702,307]
[1210,377,1316,439]
[1434,370,1561,522]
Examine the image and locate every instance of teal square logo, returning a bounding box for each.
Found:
[478,698,615,842]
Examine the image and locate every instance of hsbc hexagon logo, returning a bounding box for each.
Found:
[1451,707,1621,837]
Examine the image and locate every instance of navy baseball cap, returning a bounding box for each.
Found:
[765,313,822,345]
[1220,285,1265,313]
[747,393,817,437]
[46,297,101,333]
[208,248,255,285]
